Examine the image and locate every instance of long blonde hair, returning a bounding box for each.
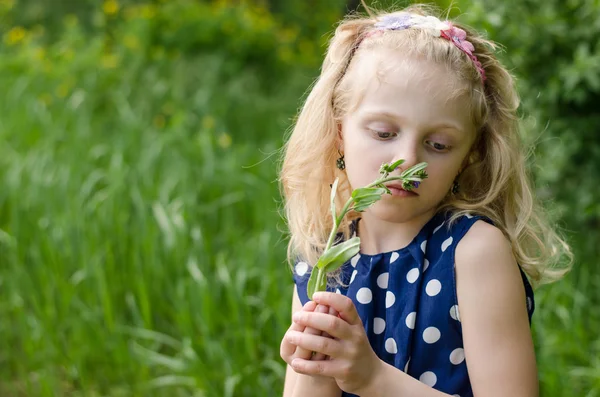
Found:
[279,5,572,287]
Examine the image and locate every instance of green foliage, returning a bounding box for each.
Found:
[457,0,600,394]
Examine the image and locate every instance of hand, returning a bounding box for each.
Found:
[280,301,338,364]
[285,292,383,395]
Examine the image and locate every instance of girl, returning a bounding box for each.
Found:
[279,4,571,397]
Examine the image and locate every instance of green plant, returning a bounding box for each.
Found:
[306,160,428,298]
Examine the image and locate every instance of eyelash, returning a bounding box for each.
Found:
[370,130,451,152]
[425,140,451,152]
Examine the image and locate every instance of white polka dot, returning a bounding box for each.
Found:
[377,272,389,289]
[527,297,532,311]
[386,291,396,308]
[373,317,385,334]
[404,357,411,373]
[465,213,473,219]
[426,279,442,296]
[423,258,430,272]
[453,395,461,397]
[450,305,460,321]
[351,254,360,267]
[433,222,444,234]
[405,312,416,329]
[441,236,453,252]
[350,269,357,284]
[450,348,465,365]
[385,338,397,354]
[335,288,341,294]
[419,371,437,387]
[390,251,399,264]
[423,327,441,344]
[295,261,308,276]
[356,287,372,304]
[406,268,420,283]
[420,240,427,253]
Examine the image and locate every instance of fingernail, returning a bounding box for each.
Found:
[317,304,328,313]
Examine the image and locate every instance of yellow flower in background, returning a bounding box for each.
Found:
[202,116,215,131]
[123,34,140,50]
[56,80,73,98]
[0,0,15,10]
[101,53,119,69]
[218,133,232,149]
[33,47,46,61]
[64,14,79,28]
[3,26,26,46]
[103,0,119,15]
[140,4,156,19]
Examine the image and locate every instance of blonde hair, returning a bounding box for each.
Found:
[279,4,572,287]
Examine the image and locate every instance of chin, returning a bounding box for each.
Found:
[366,200,436,224]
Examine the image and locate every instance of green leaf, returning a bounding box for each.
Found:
[316,237,360,273]
[379,159,405,175]
[351,187,386,212]
[388,159,405,171]
[401,162,428,178]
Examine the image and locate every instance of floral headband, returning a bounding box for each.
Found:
[364,13,486,83]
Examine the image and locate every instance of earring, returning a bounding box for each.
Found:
[451,180,460,194]
[336,150,345,170]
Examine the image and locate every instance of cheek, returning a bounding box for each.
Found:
[425,161,462,189]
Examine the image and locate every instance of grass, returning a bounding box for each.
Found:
[0,16,599,397]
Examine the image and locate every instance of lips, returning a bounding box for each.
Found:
[385,183,419,196]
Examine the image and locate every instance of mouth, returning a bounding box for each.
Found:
[385,183,419,197]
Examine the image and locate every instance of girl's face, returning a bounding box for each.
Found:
[340,52,477,224]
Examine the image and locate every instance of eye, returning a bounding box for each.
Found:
[371,130,398,140]
[426,140,450,152]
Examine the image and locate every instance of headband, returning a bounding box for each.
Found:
[364,13,486,83]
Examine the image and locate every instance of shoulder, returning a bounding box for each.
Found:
[454,220,524,312]
[455,219,513,269]
[454,220,538,395]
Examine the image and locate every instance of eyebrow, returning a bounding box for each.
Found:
[361,111,464,133]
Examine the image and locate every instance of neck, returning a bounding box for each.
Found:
[357,209,437,255]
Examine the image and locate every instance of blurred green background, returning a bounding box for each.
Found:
[0,0,598,396]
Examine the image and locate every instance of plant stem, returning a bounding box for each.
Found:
[324,174,416,251]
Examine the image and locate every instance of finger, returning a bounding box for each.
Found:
[297,303,329,360]
[291,357,339,377]
[293,311,351,340]
[319,305,339,340]
[311,304,330,361]
[301,300,318,312]
[286,330,341,358]
[313,292,360,326]
[281,322,306,360]
[281,301,317,361]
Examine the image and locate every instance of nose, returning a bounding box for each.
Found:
[390,139,420,173]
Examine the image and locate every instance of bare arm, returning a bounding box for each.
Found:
[455,221,538,396]
[282,286,342,397]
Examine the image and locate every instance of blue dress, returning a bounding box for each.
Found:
[293,212,535,397]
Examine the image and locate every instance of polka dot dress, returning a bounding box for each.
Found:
[293,212,535,397]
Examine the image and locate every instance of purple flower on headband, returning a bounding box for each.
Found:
[374,13,412,30]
